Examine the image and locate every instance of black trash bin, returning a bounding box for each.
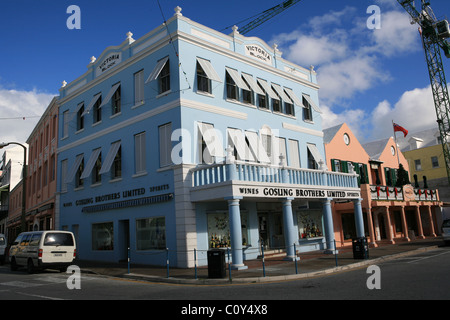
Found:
[352,237,369,259]
[207,249,226,278]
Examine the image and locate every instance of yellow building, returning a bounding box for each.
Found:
[398,127,450,220]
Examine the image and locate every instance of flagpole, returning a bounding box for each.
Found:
[392,120,400,167]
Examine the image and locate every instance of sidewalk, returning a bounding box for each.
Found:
[76,238,444,285]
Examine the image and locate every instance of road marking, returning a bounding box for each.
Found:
[16,292,65,300]
[407,250,450,264]
[0,281,42,288]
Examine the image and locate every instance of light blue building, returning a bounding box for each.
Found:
[57,7,364,268]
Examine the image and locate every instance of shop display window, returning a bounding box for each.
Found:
[297,210,323,239]
[92,222,114,250]
[136,217,166,250]
[207,211,248,248]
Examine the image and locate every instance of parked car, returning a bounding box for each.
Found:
[443,219,450,246]
[9,231,76,273]
[0,234,6,265]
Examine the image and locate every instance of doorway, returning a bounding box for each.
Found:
[119,219,130,262]
[257,212,284,250]
[258,213,269,249]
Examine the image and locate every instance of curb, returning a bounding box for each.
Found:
[118,245,440,285]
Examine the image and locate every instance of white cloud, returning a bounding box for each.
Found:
[366,10,420,57]
[370,85,436,139]
[272,6,420,107]
[322,84,437,143]
[284,34,348,66]
[0,88,55,143]
[317,55,389,105]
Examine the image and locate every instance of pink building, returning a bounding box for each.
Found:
[8,97,59,238]
[324,123,441,248]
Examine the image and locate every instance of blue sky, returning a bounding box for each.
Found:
[0,0,449,144]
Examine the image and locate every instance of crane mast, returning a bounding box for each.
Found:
[397,0,450,185]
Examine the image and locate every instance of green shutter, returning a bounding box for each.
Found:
[331,159,336,172]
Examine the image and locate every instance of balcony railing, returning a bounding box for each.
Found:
[369,185,438,202]
[191,161,358,189]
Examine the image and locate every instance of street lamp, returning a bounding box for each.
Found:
[0,142,27,233]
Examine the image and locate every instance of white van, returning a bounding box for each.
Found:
[9,231,76,273]
[0,234,6,265]
[443,219,450,245]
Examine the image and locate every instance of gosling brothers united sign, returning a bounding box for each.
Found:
[236,186,360,199]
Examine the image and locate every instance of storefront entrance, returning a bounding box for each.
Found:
[257,212,284,250]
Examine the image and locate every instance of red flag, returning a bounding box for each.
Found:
[393,122,408,137]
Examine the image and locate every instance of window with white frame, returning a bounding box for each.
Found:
[112,146,122,179]
[93,95,102,123]
[92,151,102,184]
[159,59,170,94]
[431,156,439,168]
[63,110,69,138]
[159,123,172,167]
[303,95,313,121]
[61,159,68,192]
[414,159,422,171]
[76,103,84,131]
[112,85,121,115]
[288,139,300,168]
[134,131,146,174]
[134,70,144,105]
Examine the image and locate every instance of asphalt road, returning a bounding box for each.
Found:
[1,246,449,302]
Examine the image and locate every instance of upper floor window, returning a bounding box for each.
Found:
[112,146,122,179]
[196,57,221,94]
[134,132,146,174]
[159,123,172,167]
[159,60,170,94]
[431,156,439,168]
[145,57,170,95]
[76,103,84,131]
[93,151,102,184]
[414,159,422,171]
[302,95,313,121]
[75,158,84,188]
[134,70,144,106]
[112,85,121,115]
[197,61,211,94]
[226,71,239,100]
[93,95,102,123]
[63,110,69,138]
